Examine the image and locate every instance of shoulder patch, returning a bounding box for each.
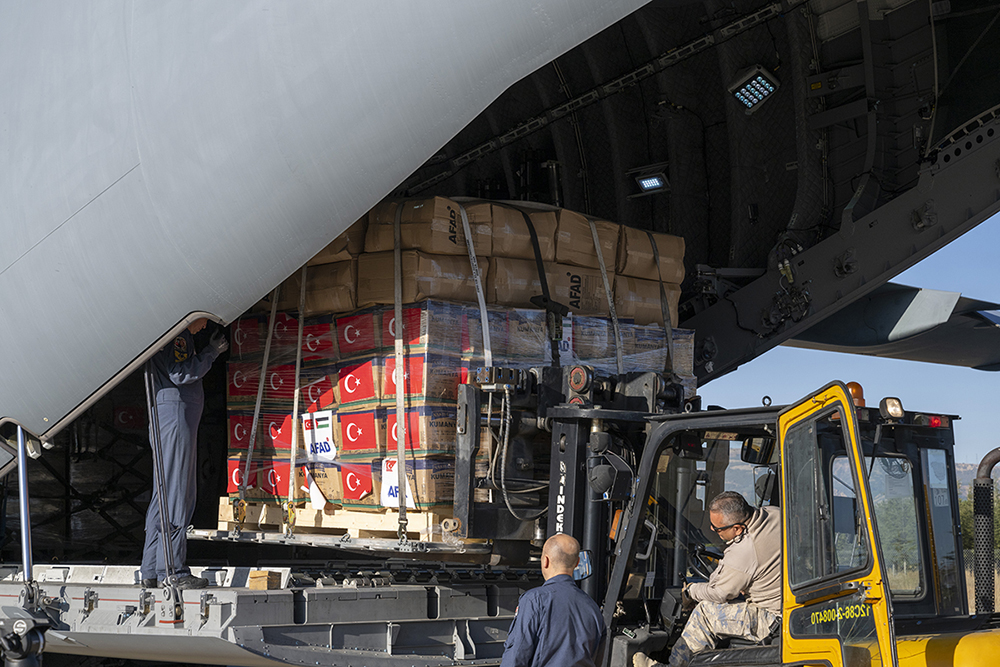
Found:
[173,336,189,362]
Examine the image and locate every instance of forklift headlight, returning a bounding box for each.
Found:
[879,397,904,420]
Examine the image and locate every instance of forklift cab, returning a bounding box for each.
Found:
[605,381,966,667]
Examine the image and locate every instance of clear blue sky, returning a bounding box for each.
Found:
[700,212,1000,466]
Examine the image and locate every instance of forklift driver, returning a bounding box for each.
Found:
[635,492,781,667]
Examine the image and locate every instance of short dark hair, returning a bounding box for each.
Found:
[709,491,752,525]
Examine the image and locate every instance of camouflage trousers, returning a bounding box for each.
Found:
[666,601,778,667]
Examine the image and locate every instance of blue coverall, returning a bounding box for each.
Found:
[139,331,220,582]
[500,574,607,667]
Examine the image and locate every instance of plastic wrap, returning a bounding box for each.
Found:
[357,251,490,306]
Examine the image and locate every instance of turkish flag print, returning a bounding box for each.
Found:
[386,411,421,451]
[341,460,374,500]
[381,307,423,347]
[231,317,263,357]
[227,456,258,493]
[338,358,377,404]
[228,414,255,450]
[339,411,377,453]
[227,362,259,399]
[336,313,376,355]
[303,374,336,412]
[382,355,424,398]
[302,321,335,358]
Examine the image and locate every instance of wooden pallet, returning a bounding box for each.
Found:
[216,497,466,542]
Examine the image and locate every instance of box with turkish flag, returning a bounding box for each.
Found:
[334,308,380,359]
[337,356,382,409]
[226,362,261,409]
[375,456,456,510]
[300,362,339,412]
[256,456,308,500]
[227,454,265,499]
[338,408,388,456]
[385,403,458,456]
[231,314,267,361]
[339,455,380,510]
[381,351,464,404]
[378,301,465,355]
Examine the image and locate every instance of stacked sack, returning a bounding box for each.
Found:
[224,197,693,515]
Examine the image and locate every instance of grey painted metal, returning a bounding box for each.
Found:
[974,447,1000,613]
[0,565,535,666]
[786,284,1000,369]
[688,108,1000,383]
[16,426,33,583]
[0,0,650,441]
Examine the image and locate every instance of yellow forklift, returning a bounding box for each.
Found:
[607,381,999,666]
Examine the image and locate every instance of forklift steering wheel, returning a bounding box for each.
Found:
[687,543,720,580]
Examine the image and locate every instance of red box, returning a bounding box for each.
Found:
[227,455,259,494]
[231,315,265,359]
[227,362,260,405]
[339,409,387,455]
[336,311,378,357]
[340,458,375,502]
[338,356,380,406]
[302,372,338,412]
[382,352,462,403]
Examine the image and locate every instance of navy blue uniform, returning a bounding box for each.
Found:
[500,574,606,667]
[140,331,220,581]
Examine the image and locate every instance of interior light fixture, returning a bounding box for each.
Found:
[626,162,670,198]
[728,65,779,115]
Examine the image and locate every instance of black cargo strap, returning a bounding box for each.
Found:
[646,230,674,372]
[511,207,567,367]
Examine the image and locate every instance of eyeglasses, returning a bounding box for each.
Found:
[710,522,743,533]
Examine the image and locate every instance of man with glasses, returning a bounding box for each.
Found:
[634,491,781,667]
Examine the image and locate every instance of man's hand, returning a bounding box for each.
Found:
[209,330,229,355]
[632,651,658,667]
[681,583,697,611]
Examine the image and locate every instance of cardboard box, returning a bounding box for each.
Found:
[276,260,357,315]
[382,352,464,404]
[380,301,465,355]
[257,456,308,499]
[375,456,456,510]
[386,403,459,456]
[338,408,387,456]
[616,227,685,283]
[490,206,557,262]
[302,410,339,463]
[461,304,510,359]
[335,309,380,358]
[505,309,574,365]
[301,363,339,412]
[613,276,681,327]
[227,362,261,408]
[227,454,261,498]
[248,570,282,590]
[339,455,379,510]
[308,462,343,505]
[357,251,490,307]
[231,315,266,360]
[366,197,492,256]
[337,356,381,407]
[489,257,612,317]
[307,216,367,266]
[554,210,619,269]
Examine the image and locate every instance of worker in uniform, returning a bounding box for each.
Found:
[634,491,781,667]
[500,533,606,667]
[140,318,228,589]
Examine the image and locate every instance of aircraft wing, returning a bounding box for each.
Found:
[786,283,1000,370]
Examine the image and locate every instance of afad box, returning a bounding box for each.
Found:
[308,462,343,505]
[376,457,456,510]
[302,410,338,463]
[337,355,381,408]
[381,352,463,404]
